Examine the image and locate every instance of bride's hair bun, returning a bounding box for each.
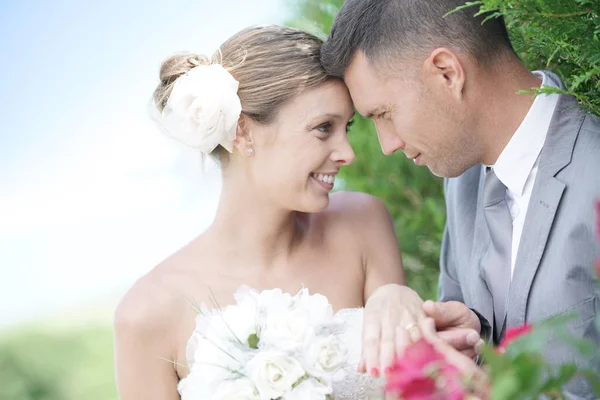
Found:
[153,52,211,112]
[151,26,331,164]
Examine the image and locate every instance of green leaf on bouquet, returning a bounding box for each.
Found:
[504,332,548,358]
[515,355,544,378]
[491,371,520,400]
[505,314,577,358]
[535,313,578,330]
[248,333,259,349]
[538,363,578,394]
[511,354,547,397]
[481,346,510,373]
[484,354,543,399]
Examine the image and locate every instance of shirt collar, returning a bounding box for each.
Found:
[492,71,559,196]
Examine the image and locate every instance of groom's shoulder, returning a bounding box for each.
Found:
[560,106,600,174]
[577,109,600,147]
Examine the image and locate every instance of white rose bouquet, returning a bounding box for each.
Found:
[178,286,347,400]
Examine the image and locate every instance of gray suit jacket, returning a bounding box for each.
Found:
[438,72,600,399]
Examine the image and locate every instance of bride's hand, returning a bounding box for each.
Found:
[360,283,426,377]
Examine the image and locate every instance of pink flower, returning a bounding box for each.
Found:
[497,323,532,353]
[385,339,467,400]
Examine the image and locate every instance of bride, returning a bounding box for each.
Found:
[114,25,426,399]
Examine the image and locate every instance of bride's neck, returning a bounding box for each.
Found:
[207,179,306,265]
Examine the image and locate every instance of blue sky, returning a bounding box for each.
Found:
[0,0,289,327]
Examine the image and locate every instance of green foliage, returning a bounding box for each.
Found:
[0,323,117,400]
[461,0,600,115]
[287,0,600,300]
[480,317,600,399]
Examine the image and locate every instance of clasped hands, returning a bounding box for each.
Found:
[360,284,485,378]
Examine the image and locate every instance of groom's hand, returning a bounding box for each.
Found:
[422,300,484,358]
[360,284,426,377]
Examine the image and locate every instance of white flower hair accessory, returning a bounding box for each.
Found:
[161,63,242,154]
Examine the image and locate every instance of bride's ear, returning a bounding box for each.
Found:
[233,115,254,155]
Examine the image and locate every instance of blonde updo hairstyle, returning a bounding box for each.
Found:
[152,25,332,164]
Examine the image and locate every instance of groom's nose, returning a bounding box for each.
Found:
[376,124,405,155]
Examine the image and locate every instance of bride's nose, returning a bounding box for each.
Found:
[330,135,355,166]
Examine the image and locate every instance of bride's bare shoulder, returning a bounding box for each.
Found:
[324,191,392,226]
[114,235,211,337]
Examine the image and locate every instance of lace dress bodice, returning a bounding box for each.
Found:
[330,308,385,399]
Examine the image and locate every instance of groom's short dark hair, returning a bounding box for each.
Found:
[321,0,515,78]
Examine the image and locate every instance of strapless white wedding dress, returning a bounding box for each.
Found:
[179,306,384,399]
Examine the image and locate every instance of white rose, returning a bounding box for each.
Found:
[259,287,336,351]
[303,335,347,381]
[191,290,259,348]
[295,288,334,328]
[221,301,259,347]
[162,64,242,154]
[256,288,294,314]
[261,306,312,350]
[283,378,332,400]
[213,378,259,400]
[177,369,217,399]
[247,351,305,399]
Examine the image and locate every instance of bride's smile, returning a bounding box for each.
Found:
[310,171,337,191]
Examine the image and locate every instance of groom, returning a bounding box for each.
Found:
[321,0,600,397]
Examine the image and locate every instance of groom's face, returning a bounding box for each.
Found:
[344,51,476,177]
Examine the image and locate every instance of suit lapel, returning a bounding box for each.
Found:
[506,94,585,330]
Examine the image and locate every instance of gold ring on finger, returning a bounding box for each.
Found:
[405,323,418,331]
[405,323,421,341]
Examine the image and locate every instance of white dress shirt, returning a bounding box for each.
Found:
[490,71,560,278]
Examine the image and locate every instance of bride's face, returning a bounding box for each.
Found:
[249,79,355,212]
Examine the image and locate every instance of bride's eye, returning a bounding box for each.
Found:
[315,122,333,134]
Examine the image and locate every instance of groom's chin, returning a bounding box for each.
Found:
[425,164,446,178]
[427,164,466,179]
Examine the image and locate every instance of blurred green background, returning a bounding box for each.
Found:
[2,0,597,399]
